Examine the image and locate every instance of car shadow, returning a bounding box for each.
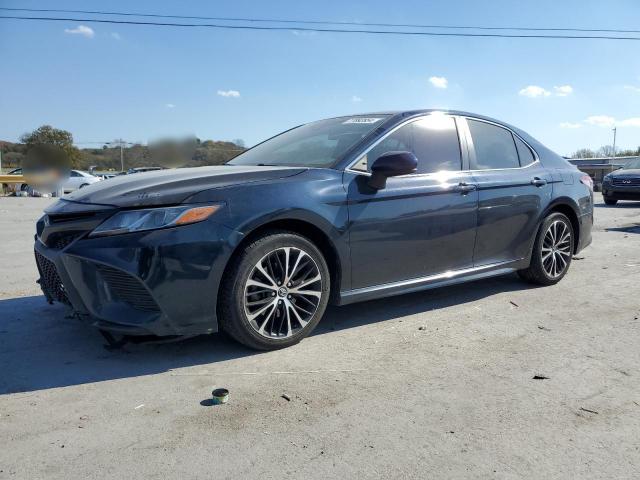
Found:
[594,201,640,208]
[0,274,536,395]
[605,224,640,234]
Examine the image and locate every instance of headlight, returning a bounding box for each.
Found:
[603,174,611,182]
[89,204,222,237]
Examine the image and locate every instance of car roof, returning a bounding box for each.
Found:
[341,109,520,129]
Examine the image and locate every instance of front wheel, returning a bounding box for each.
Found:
[603,196,617,206]
[220,231,330,350]
[518,212,574,286]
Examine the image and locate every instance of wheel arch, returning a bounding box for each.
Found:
[217,216,344,319]
[543,198,581,253]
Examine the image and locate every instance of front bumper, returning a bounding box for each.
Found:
[35,217,241,336]
[602,182,640,200]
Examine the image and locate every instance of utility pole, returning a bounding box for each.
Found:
[119,138,124,173]
[107,139,127,173]
[612,127,617,162]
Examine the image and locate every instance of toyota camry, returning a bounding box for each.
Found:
[34,110,593,350]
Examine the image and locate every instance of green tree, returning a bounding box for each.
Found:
[20,125,80,167]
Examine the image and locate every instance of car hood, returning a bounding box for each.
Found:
[61,165,306,208]
[611,168,640,177]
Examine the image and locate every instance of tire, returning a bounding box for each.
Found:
[518,212,574,286]
[220,231,331,350]
[603,196,617,206]
[79,183,89,189]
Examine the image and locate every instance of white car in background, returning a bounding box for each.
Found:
[4,168,101,195]
[62,170,101,193]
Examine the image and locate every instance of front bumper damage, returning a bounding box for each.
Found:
[34,205,241,337]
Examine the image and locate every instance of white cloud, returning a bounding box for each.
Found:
[519,85,551,98]
[429,76,448,89]
[585,115,616,127]
[111,32,121,40]
[554,85,573,96]
[64,25,95,38]
[624,85,640,93]
[559,122,581,129]
[619,117,640,127]
[217,90,241,98]
[165,103,176,108]
[351,95,363,103]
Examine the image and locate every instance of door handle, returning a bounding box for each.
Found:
[456,182,477,194]
[531,177,548,187]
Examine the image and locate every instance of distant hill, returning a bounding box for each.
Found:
[0,139,246,172]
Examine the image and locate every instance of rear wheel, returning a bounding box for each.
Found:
[220,231,330,350]
[518,212,574,286]
[603,196,617,206]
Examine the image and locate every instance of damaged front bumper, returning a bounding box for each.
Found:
[34,202,241,337]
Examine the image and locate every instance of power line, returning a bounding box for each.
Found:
[1,15,640,40]
[1,6,639,34]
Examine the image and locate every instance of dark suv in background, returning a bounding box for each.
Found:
[34,110,593,350]
[602,158,640,205]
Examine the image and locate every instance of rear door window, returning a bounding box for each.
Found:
[468,119,519,170]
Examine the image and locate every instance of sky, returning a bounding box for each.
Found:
[1,0,639,156]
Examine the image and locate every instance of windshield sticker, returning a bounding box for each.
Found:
[342,117,384,125]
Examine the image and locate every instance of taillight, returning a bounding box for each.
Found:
[580,174,594,192]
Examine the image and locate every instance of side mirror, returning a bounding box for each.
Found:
[368,151,418,190]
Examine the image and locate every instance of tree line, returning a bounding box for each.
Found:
[571,145,640,159]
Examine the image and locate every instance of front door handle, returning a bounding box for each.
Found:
[531,177,548,187]
[456,182,477,194]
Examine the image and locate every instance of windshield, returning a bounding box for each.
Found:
[228,115,390,168]
[623,158,640,169]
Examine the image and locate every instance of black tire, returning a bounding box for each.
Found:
[219,230,331,350]
[79,183,89,189]
[603,196,617,206]
[518,212,574,286]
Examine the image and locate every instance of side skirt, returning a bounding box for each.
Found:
[337,260,526,306]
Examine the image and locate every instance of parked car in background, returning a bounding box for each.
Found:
[34,110,593,350]
[3,168,100,195]
[602,158,640,205]
[61,170,101,193]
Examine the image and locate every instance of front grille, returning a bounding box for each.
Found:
[96,265,160,312]
[612,177,640,186]
[46,231,85,250]
[34,251,69,304]
[48,211,98,223]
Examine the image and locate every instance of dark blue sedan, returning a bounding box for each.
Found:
[34,110,593,350]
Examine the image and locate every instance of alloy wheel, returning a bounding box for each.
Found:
[541,220,572,278]
[243,247,322,339]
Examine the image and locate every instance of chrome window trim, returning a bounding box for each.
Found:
[344,113,541,177]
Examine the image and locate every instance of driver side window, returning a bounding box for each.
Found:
[351,115,462,174]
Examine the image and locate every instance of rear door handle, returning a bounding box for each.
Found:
[456,182,477,194]
[531,177,547,187]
